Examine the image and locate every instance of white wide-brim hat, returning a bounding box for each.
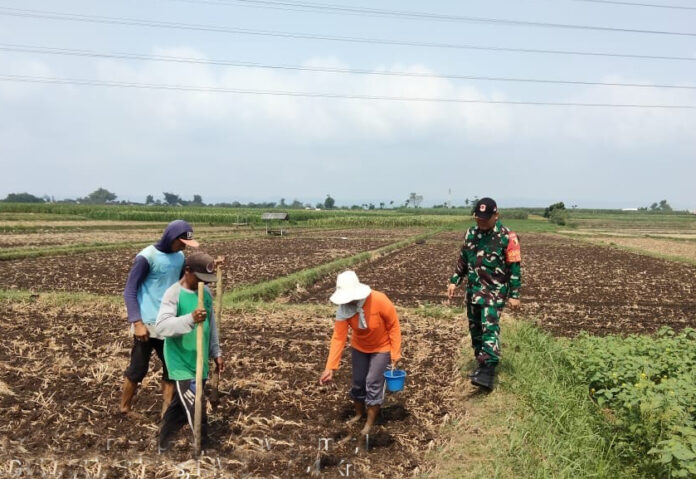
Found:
[329,270,371,305]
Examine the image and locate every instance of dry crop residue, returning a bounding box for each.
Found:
[0,225,248,248]
[295,232,696,336]
[1,236,391,295]
[582,236,696,264]
[0,299,462,478]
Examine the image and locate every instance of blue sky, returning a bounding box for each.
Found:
[1,0,694,208]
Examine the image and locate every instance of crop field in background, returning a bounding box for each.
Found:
[1,206,696,478]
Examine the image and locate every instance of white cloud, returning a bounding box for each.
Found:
[1,50,694,206]
[68,50,693,150]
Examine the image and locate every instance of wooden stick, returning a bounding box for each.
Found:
[209,262,223,409]
[193,282,204,457]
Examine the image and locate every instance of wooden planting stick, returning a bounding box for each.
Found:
[194,282,205,457]
[209,260,224,409]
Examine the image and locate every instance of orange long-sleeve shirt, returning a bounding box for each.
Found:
[325,291,402,370]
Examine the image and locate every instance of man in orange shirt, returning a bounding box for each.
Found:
[319,271,402,438]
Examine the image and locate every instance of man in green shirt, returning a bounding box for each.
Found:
[156,252,224,451]
[447,197,522,391]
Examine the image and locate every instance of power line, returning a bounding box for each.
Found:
[3,43,695,90]
[0,7,694,62]
[160,0,696,35]
[1,73,694,109]
[572,0,696,11]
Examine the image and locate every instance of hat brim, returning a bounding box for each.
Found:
[474,211,495,219]
[179,238,200,247]
[330,284,371,305]
[193,271,217,283]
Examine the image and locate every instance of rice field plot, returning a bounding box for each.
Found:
[0,299,462,478]
[296,233,696,336]
[1,236,394,295]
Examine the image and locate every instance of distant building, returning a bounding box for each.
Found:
[622,208,638,211]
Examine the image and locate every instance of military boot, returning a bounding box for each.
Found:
[471,364,496,391]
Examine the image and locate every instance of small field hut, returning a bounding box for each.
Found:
[262,212,289,236]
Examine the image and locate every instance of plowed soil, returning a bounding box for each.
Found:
[294,233,696,336]
[0,299,462,478]
[1,236,393,295]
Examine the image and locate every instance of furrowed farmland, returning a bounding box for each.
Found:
[1,234,402,294]
[1,207,695,478]
[297,232,696,336]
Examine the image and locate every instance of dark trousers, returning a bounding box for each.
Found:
[159,379,208,450]
[350,349,391,406]
[124,336,170,382]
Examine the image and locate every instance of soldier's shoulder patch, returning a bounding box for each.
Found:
[505,231,521,263]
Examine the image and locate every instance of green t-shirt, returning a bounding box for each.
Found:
[164,287,214,380]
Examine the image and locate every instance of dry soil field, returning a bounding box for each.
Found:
[0,299,462,478]
[295,232,696,336]
[1,235,397,295]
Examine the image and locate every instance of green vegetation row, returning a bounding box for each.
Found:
[224,229,445,304]
[0,241,150,261]
[487,322,628,478]
[0,202,527,219]
[568,328,696,478]
[457,322,695,478]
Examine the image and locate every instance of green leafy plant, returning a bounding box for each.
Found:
[567,327,696,477]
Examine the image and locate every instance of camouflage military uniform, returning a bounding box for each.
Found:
[450,220,521,366]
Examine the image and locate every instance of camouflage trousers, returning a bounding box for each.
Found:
[466,303,502,366]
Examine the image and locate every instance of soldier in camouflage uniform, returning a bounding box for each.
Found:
[447,197,521,390]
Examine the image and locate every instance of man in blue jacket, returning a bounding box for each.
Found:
[119,220,199,416]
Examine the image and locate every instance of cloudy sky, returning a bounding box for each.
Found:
[1,0,694,208]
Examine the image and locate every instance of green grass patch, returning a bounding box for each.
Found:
[494,322,629,478]
[0,223,164,233]
[0,241,148,260]
[433,321,633,478]
[411,303,465,320]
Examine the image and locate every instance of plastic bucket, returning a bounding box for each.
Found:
[383,369,407,392]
